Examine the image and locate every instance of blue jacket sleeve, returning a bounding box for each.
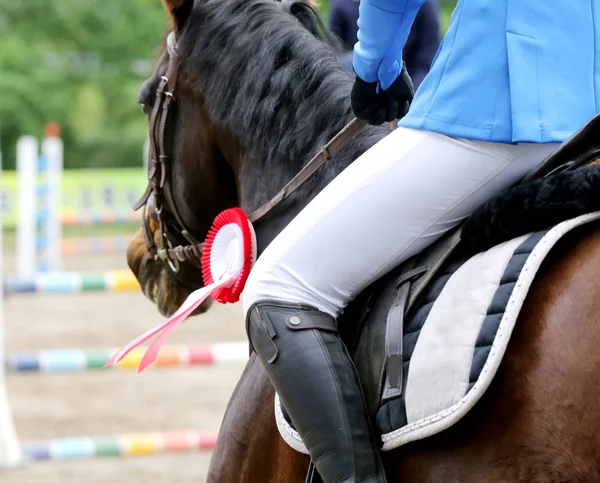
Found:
[353,0,425,89]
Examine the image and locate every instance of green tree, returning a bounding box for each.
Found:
[0,0,166,169]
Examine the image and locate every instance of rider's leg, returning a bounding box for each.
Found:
[244,127,559,483]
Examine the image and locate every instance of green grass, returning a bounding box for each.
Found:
[60,223,140,238]
[2,222,139,238]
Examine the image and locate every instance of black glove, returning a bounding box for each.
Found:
[350,64,415,125]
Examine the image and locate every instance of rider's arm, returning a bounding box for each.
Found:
[353,0,426,89]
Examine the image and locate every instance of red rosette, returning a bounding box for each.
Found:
[201,208,257,304]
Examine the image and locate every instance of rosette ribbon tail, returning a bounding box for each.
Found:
[106,208,256,373]
[104,275,235,372]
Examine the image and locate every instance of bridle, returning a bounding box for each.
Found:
[133,31,367,276]
[133,32,204,275]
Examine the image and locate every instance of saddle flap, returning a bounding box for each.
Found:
[407,227,462,313]
[347,228,461,419]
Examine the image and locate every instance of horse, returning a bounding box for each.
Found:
[127,0,600,481]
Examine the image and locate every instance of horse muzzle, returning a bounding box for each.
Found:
[127,228,211,317]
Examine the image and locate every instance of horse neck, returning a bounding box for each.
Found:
[179,0,390,246]
[179,3,367,231]
[233,96,354,212]
[171,95,240,236]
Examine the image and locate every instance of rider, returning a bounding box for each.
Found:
[244,0,598,481]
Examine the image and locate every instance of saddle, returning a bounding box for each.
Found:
[349,113,600,421]
[276,114,600,475]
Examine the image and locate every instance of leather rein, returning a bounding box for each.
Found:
[133,32,367,274]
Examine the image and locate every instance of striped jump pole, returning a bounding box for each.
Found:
[16,132,63,275]
[7,341,249,372]
[16,136,37,279]
[40,132,63,273]
[17,130,140,273]
[35,153,52,273]
[59,209,140,226]
[38,236,133,255]
[21,429,219,461]
[4,270,139,294]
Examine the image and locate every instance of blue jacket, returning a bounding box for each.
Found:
[353,0,600,143]
[329,0,440,88]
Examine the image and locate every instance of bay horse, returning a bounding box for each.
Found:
[127,0,600,481]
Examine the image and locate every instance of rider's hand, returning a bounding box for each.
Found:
[350,64,415,125]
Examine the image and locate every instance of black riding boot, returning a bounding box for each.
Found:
[246,301,387,483]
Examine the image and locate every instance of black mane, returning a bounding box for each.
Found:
[178,0,387,215]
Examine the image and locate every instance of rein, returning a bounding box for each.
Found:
[247,117,367,222]
[134,32,367,274]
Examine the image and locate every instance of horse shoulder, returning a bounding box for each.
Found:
[208,353,309,483]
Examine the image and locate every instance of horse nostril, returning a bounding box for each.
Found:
[144,280,158,304]
[126,229,147,277]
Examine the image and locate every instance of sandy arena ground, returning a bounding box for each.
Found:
[0,251,247,483]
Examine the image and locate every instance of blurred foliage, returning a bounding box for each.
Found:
[438,0,456,30]
[0,0,456,170]
[0,0,166,169]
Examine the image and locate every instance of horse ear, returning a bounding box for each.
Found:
[279,0,343,51]
[161,0,194,30]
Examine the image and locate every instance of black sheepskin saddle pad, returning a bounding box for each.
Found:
[462,164,600,253]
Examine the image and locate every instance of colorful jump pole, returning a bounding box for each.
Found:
[39,123,63,272]
[21,429,218,461]
[59,236,132,255]
[16,136,38,278]
[3,270,140,295]
[6,341,249,373]
[16,127,64,275]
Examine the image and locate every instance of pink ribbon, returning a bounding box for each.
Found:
[104,274,235,372]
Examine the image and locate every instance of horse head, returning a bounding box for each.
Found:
[127,0,241,316]
[128,0,383,316]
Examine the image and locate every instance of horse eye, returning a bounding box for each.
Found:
[139,101,150,116]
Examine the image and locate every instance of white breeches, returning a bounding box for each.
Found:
[242,127,559,318]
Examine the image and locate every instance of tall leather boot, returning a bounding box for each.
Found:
[246,301,387,483]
